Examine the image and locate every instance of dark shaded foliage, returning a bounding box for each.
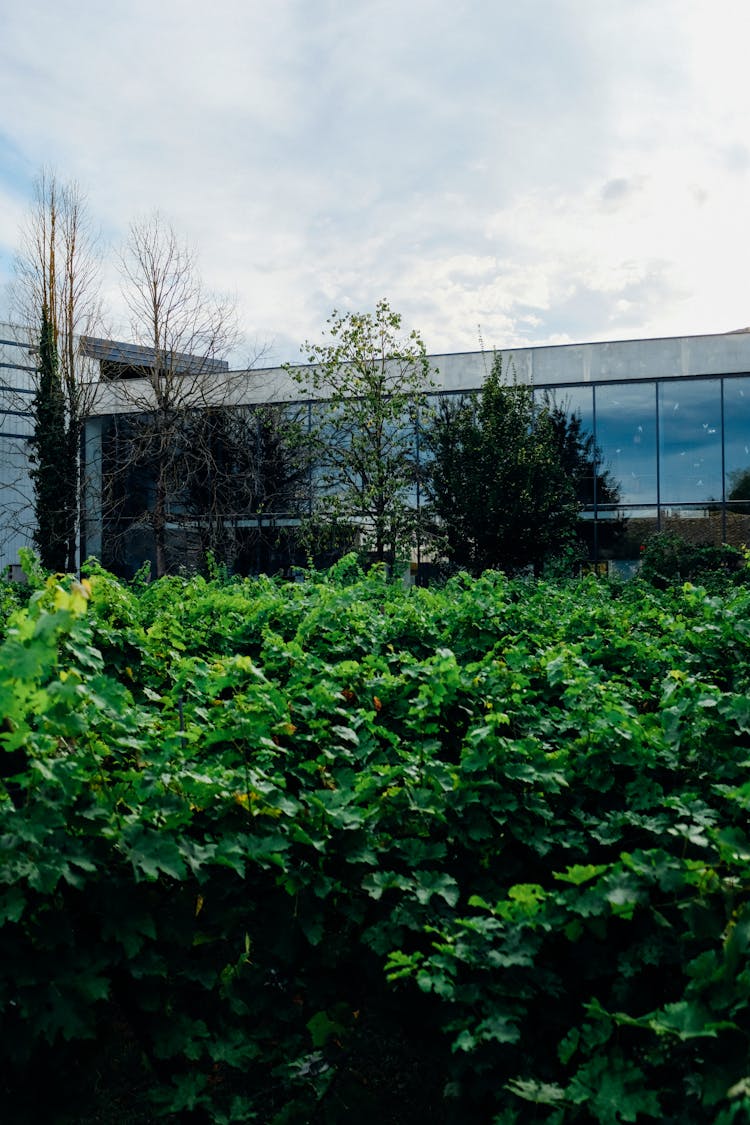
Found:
[3,563,750,1121]
[425,356,579,574]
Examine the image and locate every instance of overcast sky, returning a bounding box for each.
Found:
[2,0,750,366]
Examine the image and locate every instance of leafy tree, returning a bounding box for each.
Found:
[28,306,76,571]
[289,300,433,566]
[424,354,579,574]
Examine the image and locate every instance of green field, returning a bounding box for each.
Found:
[2,559,750,1123]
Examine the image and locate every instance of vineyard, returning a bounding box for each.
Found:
[2,556,750,1122]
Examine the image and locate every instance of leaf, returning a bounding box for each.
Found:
[568,1054,661,1123]
[415,871,460,907]
[151,1072,209,1114]
[475,1013,520,1045]
[125,829,188,882]
[307,1009,346,1048]
[646,1001,737,1041]
[361,870,412,900]
[0,886,26,924]
[331,724,359,746]
[299,911,324,946]
[507,1077,567,1105]
[452,1028,477,1053]
[554,864,608,886]
[557,1027,580,1065]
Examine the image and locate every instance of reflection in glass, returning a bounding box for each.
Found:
[661,506,723,547]
[658,379,721,505]
[610,507,659,561]
[540,387,595,505]
[595,383,657,505]
[723,376,750,510]
[539,386,593,432]
[540,386,627,560]
[541,386,623,508]
[725,506,750,548]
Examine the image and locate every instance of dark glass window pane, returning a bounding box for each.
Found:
[658,379,721,504]
[723,376,750,508]
[538,386,598,506]
[594,383,657,505]
[539,386,594,430]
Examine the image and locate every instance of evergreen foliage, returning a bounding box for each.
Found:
[425,355,580,574]
[13,170,103,572]
[28,307,76,571]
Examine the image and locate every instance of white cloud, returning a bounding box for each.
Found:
[1,0,750,362]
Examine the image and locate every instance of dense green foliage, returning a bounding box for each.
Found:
[425,357,580,574]
[638,532,747,592]
[29,308,77,571]
[3,560,750,1122]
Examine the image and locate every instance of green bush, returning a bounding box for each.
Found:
[3,566,750,1121]
[639,531,746,591]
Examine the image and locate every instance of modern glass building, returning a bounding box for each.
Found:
[478,332,750,572]
[82,328,750,576]
[0,328,35,574]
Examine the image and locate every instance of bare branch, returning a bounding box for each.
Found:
[9,169,105,570]
[108,214,283,577]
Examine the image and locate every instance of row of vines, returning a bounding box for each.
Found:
[3,557,750,1122]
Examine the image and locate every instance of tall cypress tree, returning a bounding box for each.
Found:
[29,306,73,571]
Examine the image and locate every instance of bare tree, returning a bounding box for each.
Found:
[107,214,242,576]
[11,169,104,570]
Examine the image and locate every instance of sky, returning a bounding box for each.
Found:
[2,0,750,368]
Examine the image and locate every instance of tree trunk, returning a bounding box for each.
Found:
[154,470,168,578]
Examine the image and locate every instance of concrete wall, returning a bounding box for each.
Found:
[87,330,750,417]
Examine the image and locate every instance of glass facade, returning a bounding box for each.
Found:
[658,379,722,505]
[0,331,35,572]
[82,332,750,575]
[594,382,658,506]
[519,372,750,564]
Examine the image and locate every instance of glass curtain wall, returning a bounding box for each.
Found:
[657,377,722,547]
[585,382,658,563]
[541,376,746,563]
[723,376,750,547]
[86,370,750,574]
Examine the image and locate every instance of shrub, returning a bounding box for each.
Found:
[3,567,750,1121]
[639,531,746,591]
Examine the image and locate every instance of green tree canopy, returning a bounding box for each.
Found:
[290,299,433,566]
[424,355,580,574]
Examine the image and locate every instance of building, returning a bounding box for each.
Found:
[76,327,750,577]
[6,326,750,576]
[0,328,35,576]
